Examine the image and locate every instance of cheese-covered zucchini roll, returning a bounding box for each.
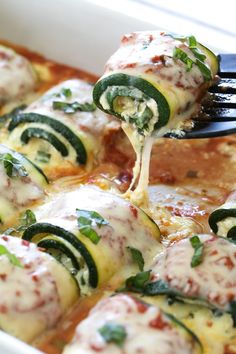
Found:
[209,190,236,239]
[0,45,37,105]
[63,293,202,354]
[0,144,48,228]
[22,185,161,293]
[126,235,236,321]
[0,235,78,343]
[93,31,218,135]
[4,79,118,179]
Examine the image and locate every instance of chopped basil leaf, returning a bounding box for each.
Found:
[99,322,127,347]
[173,47,211,81]
[78,225,101,244]
[127,246,144,271]
[4,209,36,235]
[195,59,212,81]
[190,235,204,267]
[76,209,109,245]
[123,270,151,293]
[61,88,72,98]
[173,47,193,72]
[0,153,28,178]
[191,48,206,62]
[18,209,37,232]
[52,101,96,113]
[0,244,23,268]
[188,35,197,48]
[144,279,179,297]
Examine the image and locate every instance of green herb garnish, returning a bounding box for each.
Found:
[190,235,204,267]
[52,101,96,113]
[98,322,127,347]
[173,47,193,72]
[61,88,72,98]
[4,209,36,235]
[76,209,109,244]
[127,246,144,271]
[0,244,23,268]
[195,59,212,81]
[122,270,151,293]
[0,153,28,178]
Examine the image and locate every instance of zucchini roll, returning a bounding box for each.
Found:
[0,45,37,106]
[93,31,218,136]
[22,185,161,293]
[0,234,78,343]
[0,144,48,228]
[63,293,202,354]
[209,190,236,239]
[4,79,119,179]
[125,234,236,321]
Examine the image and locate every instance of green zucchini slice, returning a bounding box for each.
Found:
[93,31,218,136]
[209,191,236,239]
[22,222,98,288]
[8,113,87,164]
[93,74,170,134]
[21,127,69,157]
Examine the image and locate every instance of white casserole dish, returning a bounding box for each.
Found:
[0,0,226,353]
[0,1,159,353]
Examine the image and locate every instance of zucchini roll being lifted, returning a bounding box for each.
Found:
[63,293,202,354]
[3,79,118,179]
[209,190,236,239]
[93,31,218,136]
[0,144,48,228]
[0,235,78,343]
[22,185,161,293]
[0,45,37,106]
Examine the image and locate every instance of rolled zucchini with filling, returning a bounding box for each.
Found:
[4,79,119,179]
[22,185,161,294]
[63,293,202,354]
[0,144,48,228]
[0,234,79,343]
[0,45,37,106]
[93,31,218,136]
[123,234,236,323]
[209,190,236,239]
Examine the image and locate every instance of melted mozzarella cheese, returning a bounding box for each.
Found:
[0,45,37,105]
[33,185,162,288]
[151,234,236,311]
[63,294,199,354]
[0,235,78,343]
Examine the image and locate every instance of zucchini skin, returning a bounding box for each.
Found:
[208,190,236,239]
[37,238,81,271]
[93,73,170,129]
[21,127,69,157]
[209,209,236,237]
[22,222,98,288]
[8,113,87,165]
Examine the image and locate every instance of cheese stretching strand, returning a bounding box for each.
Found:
[93,31,218,206]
